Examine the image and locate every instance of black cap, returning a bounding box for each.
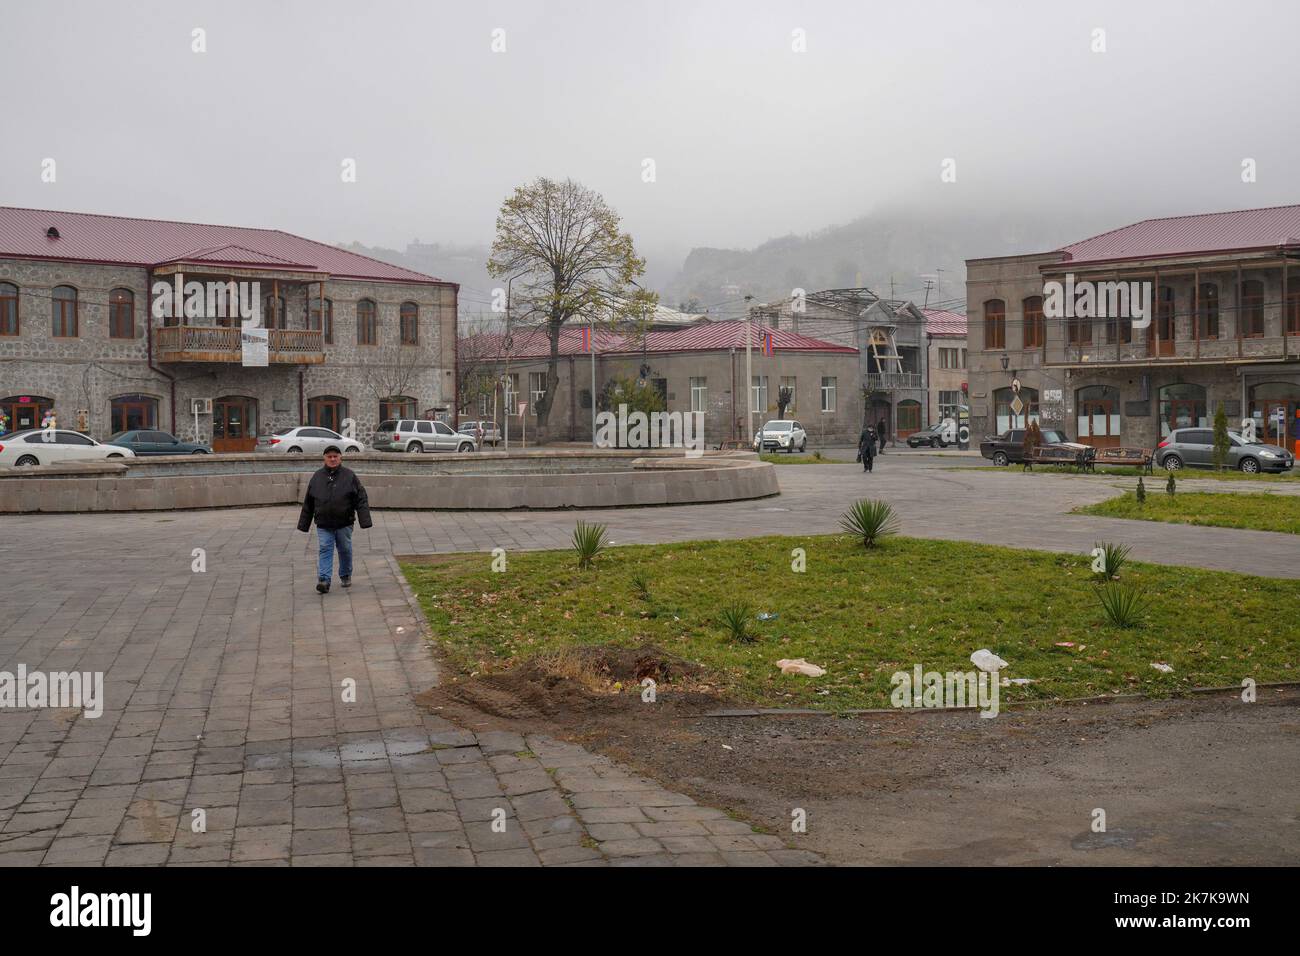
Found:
[323,445,342,455]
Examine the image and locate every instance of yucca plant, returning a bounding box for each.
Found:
[839,499,900,548]
[1093,541,1131,581]
[1097,582,1149,628]
[630,572,651,602]
[572,520,609,570]
[719,601,756,643]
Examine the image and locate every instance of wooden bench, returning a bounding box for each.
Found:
[1023,445,1095,472]
[1093,446,1154,474]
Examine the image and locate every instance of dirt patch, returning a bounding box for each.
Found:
[416,648,1300,865]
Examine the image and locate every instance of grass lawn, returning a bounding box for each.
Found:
[759,453,847,464]
[401,534,1300,711]
[1076,490,1300,534]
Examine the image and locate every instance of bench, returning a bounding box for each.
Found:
[716,439,751,451]
[1023,445,1095,472]
[1093,446,1154,474]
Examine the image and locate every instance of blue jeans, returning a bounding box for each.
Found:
[316,526,353,581]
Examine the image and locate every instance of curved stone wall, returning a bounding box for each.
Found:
[0,450,778,513]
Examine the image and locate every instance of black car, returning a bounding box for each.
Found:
[107,430,211,455]
[906,423,951,448]
[979,428,1086,466]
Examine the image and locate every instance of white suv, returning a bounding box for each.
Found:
[753,420,807,453]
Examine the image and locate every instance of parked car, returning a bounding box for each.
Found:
[458,420,502,447]
[108,429,210,455]
[1156,428,1295,474]
[753,420,807,453]
[0,429,136,467]
[255,426,363,455]
[980,428,1087,466]
[373,419,477,454]
[906,422,952,448]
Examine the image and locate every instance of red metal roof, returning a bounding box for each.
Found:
[0,206,449,285]
[922,309,967,336]
[1059,203,1300,266]
[467,320,856,360]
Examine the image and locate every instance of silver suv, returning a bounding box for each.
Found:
[1156,428,1294,474]
[373,419,477,454]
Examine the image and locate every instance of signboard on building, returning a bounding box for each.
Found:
[241,328,268,367]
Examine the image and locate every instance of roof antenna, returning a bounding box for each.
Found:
[46,226,60,240]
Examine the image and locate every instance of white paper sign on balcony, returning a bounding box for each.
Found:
[241,328,269,367]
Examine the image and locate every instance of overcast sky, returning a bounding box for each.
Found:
[3,0,1299,265]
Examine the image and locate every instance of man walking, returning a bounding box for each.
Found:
[877,416,889,453]
[858,425,877,473]
[298,444,372,594]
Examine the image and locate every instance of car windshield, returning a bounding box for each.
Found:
[765,422,792,432]
[1230,431,1264,445]
[377,421,397,432]
[1041,430,1068,443]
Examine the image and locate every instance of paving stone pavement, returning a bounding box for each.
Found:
[1,457,1292,868]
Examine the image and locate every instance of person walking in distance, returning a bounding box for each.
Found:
[877,416,889,453]
[298,444,372,593]
[858,424,877,473]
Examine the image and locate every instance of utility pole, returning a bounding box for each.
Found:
[922,279,935,308]
[744,294,754,444]
[502,269,528,450]
[935,267,945,301]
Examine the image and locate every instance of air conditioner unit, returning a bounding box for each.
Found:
[192,398,213,415]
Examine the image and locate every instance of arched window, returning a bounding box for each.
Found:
[52,285,78,337]
[993,386,1039,433]
[110,394,158,434]
[379,396,416,422]
[1076,384,1121,448]
[308,395,348,432]
[1240,279,1265,337]
[1196,282,1219,339]
[263,295,287,330]
[983,299,1005,350]
[309,296,333,344]
[109,288,134,339]
[400,302,419,345]
[1022,296,1044,349]
[0,395,54,435]
[1158,383,1207,438]
[357,298,378,345]
[0,282,17,336]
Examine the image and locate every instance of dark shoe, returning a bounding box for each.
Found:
[316,580,330,594]
[341,577,351,588]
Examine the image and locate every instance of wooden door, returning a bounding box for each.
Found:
[212,397,256,453]
[1079,399,1121,449]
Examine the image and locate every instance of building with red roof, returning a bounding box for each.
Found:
[965,203,1300,456]
[0,207,459,447]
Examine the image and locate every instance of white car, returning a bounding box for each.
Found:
[255,426,364,455]
[753,420,807,453]
[0,429,137,467]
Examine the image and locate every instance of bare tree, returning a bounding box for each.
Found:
[360,345,427,415]
[456,313,509,418]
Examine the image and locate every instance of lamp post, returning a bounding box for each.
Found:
[502,269,529,450]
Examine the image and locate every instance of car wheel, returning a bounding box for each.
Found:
[930,437,939,448]
[457,442,473,453]
[1239,457,1260,474]
[287,446,303,454]
[106,453,124,458]
[191,449,208,455]
[407,442,423,454]
[1162,454,1183,471]
[993,451,1009,467]
[348,445,362,454]
[15,455,39,466]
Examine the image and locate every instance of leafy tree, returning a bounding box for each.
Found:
[487,177,654,441]
[1212,401,1230,470]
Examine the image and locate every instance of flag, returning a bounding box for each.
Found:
[762,330,775,357]
[581,325,591,352]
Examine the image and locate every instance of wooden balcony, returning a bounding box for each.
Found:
[865,372,924,391]
[154,325,325,364]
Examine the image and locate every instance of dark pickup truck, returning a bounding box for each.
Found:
[979,428,1088,466]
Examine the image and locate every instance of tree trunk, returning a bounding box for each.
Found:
[533,319,563,442]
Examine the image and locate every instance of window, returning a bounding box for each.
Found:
[1240,280,1264,337]
[107,288,134,339]
[938,347,965,369]
[357,298,378,345]
[993,386,1039,433]
[983,299,1005,350]
[308,396,347,432]
[1287,286,1300,335]
[689,376,707,413]
[751,375,768,414]
[529,371,547,414]
[110,395,158,433]
[434,422,455,436]
[779,376,796,413]
[52,285,78,337]
[416,421,433,434]
[1153,285,1176,345]
[820,376,836,413]
[1196,283,1219,339]
[1159,383,1207,438]
[53,431,94,446]
[400,302,419,345]
[0,282,19,335]
[896,399,921,434]
[1022,296,1044,349]
[1067,314,1092,346]
[309,297,333,344]
[503,373,520,413]
[379,397,415,421]
[263,295,286,330]
[938,390,962,421]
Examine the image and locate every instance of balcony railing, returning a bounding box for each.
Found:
[1044,332,1296,367]
[865,372,924,390]
[154,325,325,364]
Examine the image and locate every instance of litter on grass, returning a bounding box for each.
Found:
[775,658,826,677]
[970,649,1008,673]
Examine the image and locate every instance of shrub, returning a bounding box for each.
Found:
[1212,402,1230,470]
[1166,472,1176,496]
[572,520,609,569]
[631,572,651,601]
[1093,541,1130,581]
[1136,476,1146,504]
[719,601,756,643]
[1097,582,1149,628]
[839,499,900,548]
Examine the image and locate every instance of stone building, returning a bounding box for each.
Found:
[464,320,863,447]
[965,203,1300,454]
[0,206,457,449]
[923,309,969,428]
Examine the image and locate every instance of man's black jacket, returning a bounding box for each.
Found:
[298,465,373,532]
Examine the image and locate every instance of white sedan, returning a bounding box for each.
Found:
[0,429,137,467]
[255,426,364,455]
